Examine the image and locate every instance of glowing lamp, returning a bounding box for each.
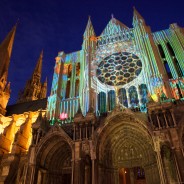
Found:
[59,112,68,120]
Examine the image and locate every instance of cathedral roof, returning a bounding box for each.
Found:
[6,98,47,116]
[100,16,128,36]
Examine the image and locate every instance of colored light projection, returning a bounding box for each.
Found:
[97,52,142,86]
[59,112,68,120]
[92,18,147,113]
[149,75,165,102]
[170,78,184,99]
[48,51,81,124]
[48,16,184,124]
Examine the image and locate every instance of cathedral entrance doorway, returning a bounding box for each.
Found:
[35,133,72,184]
[97,111,160,184]
[119,167,146,184]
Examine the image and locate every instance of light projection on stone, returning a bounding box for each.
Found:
[96,52,142,86]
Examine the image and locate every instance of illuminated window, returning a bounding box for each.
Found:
[98,92,106,113]
[128,86,139,107]
[167,42,183,77]
[158,44,165,58]
[68,64,72,78]
[164,61,172,79]
[118,88,128,107]
[97,52,142,86]
[66,80,70,98]
[75,79,79,97]
[108,90,115,111]
[76,63,80,76]
[167,42,175,56]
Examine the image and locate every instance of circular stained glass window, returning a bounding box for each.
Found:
[97,52,142,86]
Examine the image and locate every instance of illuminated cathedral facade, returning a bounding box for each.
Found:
[0,8,184,184]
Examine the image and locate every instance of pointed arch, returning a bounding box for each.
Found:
[35,127,73,184]
[95,111,160,184]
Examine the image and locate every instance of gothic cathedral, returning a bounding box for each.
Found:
[0,8,184,184]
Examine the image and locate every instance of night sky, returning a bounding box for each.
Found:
[0,0,184,105]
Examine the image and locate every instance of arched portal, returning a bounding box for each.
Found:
[35,133,72,184]
[96,111,160,184]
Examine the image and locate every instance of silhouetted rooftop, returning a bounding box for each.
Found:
[6,98,47,116]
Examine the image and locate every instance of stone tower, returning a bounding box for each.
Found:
[17,51,47,103]
[0,24,16,115]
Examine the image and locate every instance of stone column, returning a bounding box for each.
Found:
[145,163,161,184]
[98,166,104,184]
[156,112,161,129]
[129,168,134,184]
[156,151,166,184]
[91,121,94,140]
[144,166,151,184]
[92,159,95,184]
[89,140,96,184]
[154,139,166,184]
[174,148,184,182]
[84,164,90,184]
[79,123,82,140]
[163,110,169,128]
[162,151,178,184]
[73,124,76,141]
[114,168,119,184]
[170,109,177,127]
[85,122,88,139]
[73,160,82,184]
[148,113,154,127]
[37,170,42,184]
[72,141,83,184]
[71,159,74,184]
[25,146,38,184]
[25,164,37,184]
[41,170,47,184]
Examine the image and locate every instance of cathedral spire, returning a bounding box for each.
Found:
[82,16,96,50]
[0,23,17,80]
[32,50,43,79]
[17,51,46,103]
[83,16,95,39]
[0,24,17,115]
[44,77,47,85]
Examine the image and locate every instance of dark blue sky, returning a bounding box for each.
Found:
[0,0,184,105]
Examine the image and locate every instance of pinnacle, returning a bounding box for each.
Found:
[33,50,43,78]
[83,16,95,37]
[44,77,47,86]
[133,6,144,21]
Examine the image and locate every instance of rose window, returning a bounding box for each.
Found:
[97,52,142,86]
